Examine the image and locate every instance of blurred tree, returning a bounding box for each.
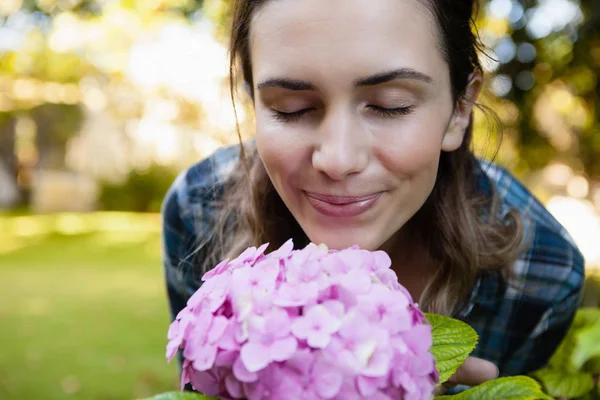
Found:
[98,162,178,212]
[477,0,599,181]
[0,112,19,206]
[31,103,83,169]
[0,0,208,208]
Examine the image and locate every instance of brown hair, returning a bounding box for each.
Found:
[201,0,526,316]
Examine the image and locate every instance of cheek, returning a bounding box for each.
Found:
[255,119,307,188]
[374,117,445,178]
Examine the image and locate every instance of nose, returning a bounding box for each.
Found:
[312,108,369,181]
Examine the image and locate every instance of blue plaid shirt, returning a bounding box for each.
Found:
[161,143,585,380]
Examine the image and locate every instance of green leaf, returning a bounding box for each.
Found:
[140,392,218,400]
[550,308,600,372]
[571,324,600,371]
[531,367,594,398]
[435,376,552,400]
[425,313,478,385]
[574,308,600,326]
[583,356,600,374]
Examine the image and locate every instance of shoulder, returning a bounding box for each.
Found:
[162,143,243,239]
[478,160,577,245]
[476,160,585,306]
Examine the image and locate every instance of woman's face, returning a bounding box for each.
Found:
[252,0,479,251]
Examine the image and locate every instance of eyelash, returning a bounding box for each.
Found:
[272,105,414,123]
[272,108,314,123]
[366,105,414,118]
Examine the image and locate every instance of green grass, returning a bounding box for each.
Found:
[0,212,179,400]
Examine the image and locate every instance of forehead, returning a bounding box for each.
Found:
[249,0,447,86]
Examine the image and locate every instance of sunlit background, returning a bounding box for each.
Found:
[0,0,599,399]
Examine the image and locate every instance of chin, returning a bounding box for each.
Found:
[304,229,381,251]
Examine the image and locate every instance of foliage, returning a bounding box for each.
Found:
[436,376,552,400]
[99,163,178,213]
[529,308,600,399]
[426,314,479,385]
[428,315,549,400]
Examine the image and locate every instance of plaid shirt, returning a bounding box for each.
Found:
[161,143,585,381]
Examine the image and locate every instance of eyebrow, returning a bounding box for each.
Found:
[256,68,433,92]
[355,68,433,86]
[257,78,315,91]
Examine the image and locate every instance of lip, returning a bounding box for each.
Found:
[304,191,383,218]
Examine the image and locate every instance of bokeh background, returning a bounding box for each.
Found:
[0,0,599,399]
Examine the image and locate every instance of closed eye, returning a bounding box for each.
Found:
[272,108,314,123]
[366,105,414,118]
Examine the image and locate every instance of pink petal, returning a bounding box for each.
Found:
[252,243,270,263]
[266,308,291,338]
[240,341,271,373]
[274,282,316,307]
[167,320,180,340]
[208,315,229,343]
[391,336,408,354]
[313,359,343,399]
[338,312,370,341]
[305,305,342,333]
[382,311,412,334]
[187,288,207,310]
[408,304,425,325]
[356,375,380,397]
[365,391,393,400]
[202,258,231,281]
[180,362,190,390]
[166,340,180,362]
[176,310,196,340]
[234,246,258,264]
[192,345,218,371]
[307,330,333,349]
[399,371,417,393]
[330,285,358,310]
[233,355,259,383]
[189,369,220,396]
[339,269,372,294]
[290,316,311,340]
[372,250,392,270]
[321,300,346,318]
[207,288,228,312]
[285,348,314,375]
[376,269,403,292]
[402,324,432,354]
[362,350,392,377]
[335,250,364,270]
[268,239,294,260]
[409,352,436,376]
[217,320,240,351]
[270,336,298,362]
[214,349,238,367]
[225,373,245,398]
[234,320,249,343]
[258,363,286,389]
[243,381,267,400]
[322,253,351,276]
[337,349,361,374]
[318,271,333,291]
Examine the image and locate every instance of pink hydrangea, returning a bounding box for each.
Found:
[167,240,438,399]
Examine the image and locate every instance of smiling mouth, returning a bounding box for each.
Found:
[304,192,383,218]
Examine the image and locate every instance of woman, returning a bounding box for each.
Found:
[162,0,585,393]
